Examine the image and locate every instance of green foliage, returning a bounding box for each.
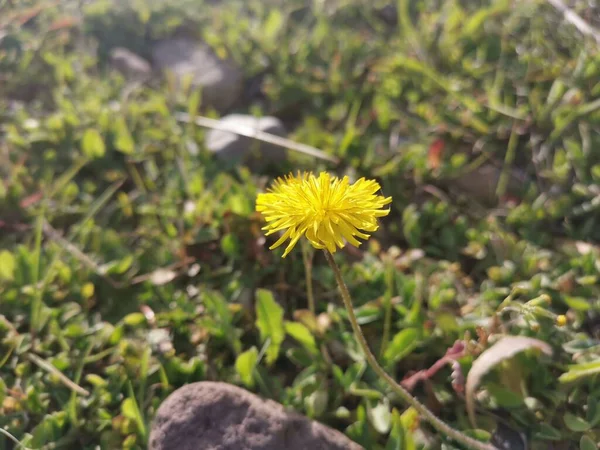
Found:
[1,0,600,449]
[255,289,285,365]
[383,328,420,366]
[235,347,258,388]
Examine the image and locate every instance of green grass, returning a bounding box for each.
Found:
[1,0,600,449]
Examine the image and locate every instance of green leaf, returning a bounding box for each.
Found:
[187,86,201,116]
[402,204,422,247]
[255,289,285,365]
[124,383,147,440]
[592,164,600,182]
[27,411,66,447]
[368,399,391,434]
[235,347,258,388]
[564,412,591,432]
[384,328,419,364]
[114,118,135,154]
[85,374,108,388]
[202,291,241,354]
[400,407,417,450]
[121,398,138,420]
[373,94,392,129]
[220,233,240,258]
[466,336,552,427]
[0,378,6,407]
[108,255,134,275]
[580,435,597,450]
[0,250,15,281]
[285,321,317,354]
[385,409,404,450]
[463,429,493,441]
[123,313,146,327]
[305,389,328,418]
[462,1,509,36]
[559,360,600,383]
[81,128,106,158]
[349,386,384,400]
[286,347,313,367]
[587,395,600,425]
[263,10,284,42]
[564,296,591,312]
[487,383,524,408]
[535,423,562,440]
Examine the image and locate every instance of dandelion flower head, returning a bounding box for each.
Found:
[256,171,392,257]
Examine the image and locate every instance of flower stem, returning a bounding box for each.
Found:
[324,251,497,450]
[301,240,316,315]
[380,261,394,358]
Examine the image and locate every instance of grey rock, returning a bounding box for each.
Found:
[109,47,151,80]
[205,114,287,167]
[376,4,397,26]
[449,163,528,205]
[152,39,243,112]
[149,382,363,450]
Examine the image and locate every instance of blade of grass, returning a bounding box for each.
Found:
[136,347,151,424]
[380,262,395,359]
[26,353,89,396]
[42,221,121,287]
[127,382,148,442]
[29,159,91,332]
[301,240,315,315]
[40,180,124,289]
[396,0,418,49]
[30,201,46,334]
[548,97,600,144]
[496,121,519,198]
[338,100,361,157]
[385,56,490,133]
[47,157,88,198]
[26,180,125,335]
[546,0,600,44]
[67,341,94,427]
[66,180,125,240]
[175,112,339,163]
[0,428,34,450]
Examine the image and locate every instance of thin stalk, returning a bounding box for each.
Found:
[324,251,497,450]
[30,202,46,334]
[0,428,34,450]
[496,121,518,199]
[380,261,394,359]
[301,240,316,315]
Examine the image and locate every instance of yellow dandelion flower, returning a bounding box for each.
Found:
[256,171,392,257]
[556,314,567,327]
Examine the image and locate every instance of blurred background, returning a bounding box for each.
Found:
[1,0,600,449]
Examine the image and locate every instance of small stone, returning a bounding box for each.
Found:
[376,4,397,26]
[149,382,364,450]
[152,39,243,112]
[109,47,151,81]
[448,163,527,205]
[491,420,527,450]
[205,114,287,168]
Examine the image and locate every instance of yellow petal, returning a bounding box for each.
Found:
[255,171,392,258]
